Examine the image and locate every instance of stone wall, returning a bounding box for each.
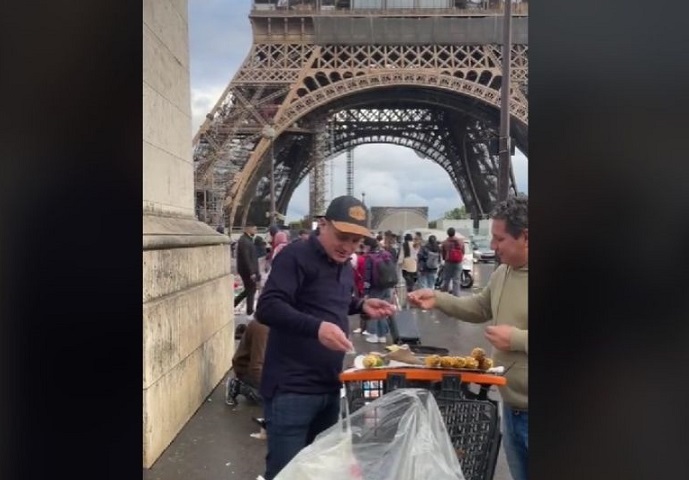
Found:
[371,206,429,233]
[143,0,234,468]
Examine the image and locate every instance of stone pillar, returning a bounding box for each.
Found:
[143,0,234,468]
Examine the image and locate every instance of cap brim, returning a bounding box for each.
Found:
[330,220,373,237]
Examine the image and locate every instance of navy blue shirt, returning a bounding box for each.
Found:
[256,234,363,399]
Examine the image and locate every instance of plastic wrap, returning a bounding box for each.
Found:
[275,388,465,480]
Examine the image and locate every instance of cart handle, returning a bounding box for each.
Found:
[340,368,507,386]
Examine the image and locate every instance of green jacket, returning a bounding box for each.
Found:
[435,264,528,410]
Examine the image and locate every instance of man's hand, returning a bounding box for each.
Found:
[485,325,514,351]
[362,298,396,319]
[318,322,354,353]
[250,273,257,282]
[407,289,437,310]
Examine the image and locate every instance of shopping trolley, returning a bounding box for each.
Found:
[340,367,506,480]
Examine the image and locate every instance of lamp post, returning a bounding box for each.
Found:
[361,191,371,229]
[497,0,512,202]
[262,124,277,227]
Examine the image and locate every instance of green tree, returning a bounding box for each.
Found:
[443,206,468,219]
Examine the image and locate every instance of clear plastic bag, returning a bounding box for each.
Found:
[275,388,465,480]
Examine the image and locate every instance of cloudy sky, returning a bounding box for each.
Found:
[188,0,528,221]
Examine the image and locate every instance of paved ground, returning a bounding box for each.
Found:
[143,263,512,480]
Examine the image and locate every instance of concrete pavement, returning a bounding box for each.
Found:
[143,263,513,480]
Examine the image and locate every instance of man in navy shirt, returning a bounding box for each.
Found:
[256,195,395,480]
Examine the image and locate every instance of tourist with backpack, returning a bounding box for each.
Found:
[363,236,399,343]
[417,235,441,290]
[441,227,465,296]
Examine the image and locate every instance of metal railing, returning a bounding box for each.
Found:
[251,1,528,16]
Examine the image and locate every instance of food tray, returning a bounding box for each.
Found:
[352,355,505,377]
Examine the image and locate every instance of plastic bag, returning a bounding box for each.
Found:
[275,388,465,480]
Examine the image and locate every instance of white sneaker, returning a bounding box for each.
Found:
[365,334,379,343]
[352,328,362,334]
[361,330,372,336]
[378,336,388,344]
[250,428,267,440]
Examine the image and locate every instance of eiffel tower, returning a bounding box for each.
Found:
[193,1,528,228]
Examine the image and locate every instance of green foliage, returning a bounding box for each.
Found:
[443,206,468,219]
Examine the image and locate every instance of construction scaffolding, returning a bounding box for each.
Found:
[192,4,528,228]
[309,120,328,217]
[346,148,354,197]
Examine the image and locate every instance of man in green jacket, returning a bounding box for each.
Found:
[408,195,528,480]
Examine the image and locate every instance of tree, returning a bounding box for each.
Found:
[443,206,468,219]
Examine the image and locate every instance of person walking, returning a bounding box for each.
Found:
[254,235,269,296]
[362,236,397,344]
[408,195,529,480]
[270,230,289,259]
[440,227,465,296]
[255,195,396,480]
[234,224,260,320]
[413,231,423,252]
[417,234,441,290]
[352,242,370,335]
[398,233,418,293]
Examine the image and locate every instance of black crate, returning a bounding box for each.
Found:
[343,373,502,480]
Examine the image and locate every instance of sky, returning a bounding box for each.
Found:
[188,0,528,221]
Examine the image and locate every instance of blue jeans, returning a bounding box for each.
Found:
[418,271,437,290]
[263,392,341,480]
[502,406,528,480]
[371,317,390,337]
[367,288,391,337]
[442,262,461,296]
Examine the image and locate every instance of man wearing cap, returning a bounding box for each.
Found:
[256,195,396,480]
[408,195,529,480]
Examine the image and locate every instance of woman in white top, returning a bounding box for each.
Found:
[398,233,418,293]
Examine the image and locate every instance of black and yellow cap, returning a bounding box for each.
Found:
[324,195,372,237]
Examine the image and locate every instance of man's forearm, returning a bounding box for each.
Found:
[434,291,492,324]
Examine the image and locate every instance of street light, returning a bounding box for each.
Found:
[497,0,513,202]
[261,124,277,227]
[361,191,371,229]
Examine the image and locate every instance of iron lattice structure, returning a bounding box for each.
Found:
[193,2,528,228]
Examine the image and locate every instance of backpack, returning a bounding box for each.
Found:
[369,250,399,289]
[384,245,399,261]
[424,249,441,270]
[446,240,464,263]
